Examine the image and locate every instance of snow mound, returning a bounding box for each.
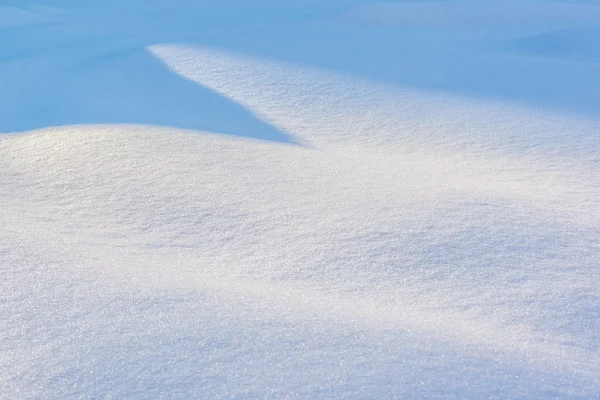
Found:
[149,44,600,161]
[2,0,600,397]
[2,119,599,397]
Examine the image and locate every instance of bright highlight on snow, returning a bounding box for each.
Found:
[1,0,599,398]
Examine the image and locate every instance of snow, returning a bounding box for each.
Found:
[2,1,600,398]
[0,7,47,28]
[344,1,600,28]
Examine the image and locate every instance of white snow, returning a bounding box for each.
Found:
[1,0,600,398]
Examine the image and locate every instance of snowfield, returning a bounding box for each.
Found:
[1,1,600,398]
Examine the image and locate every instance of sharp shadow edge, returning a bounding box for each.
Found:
[1,46,297,145]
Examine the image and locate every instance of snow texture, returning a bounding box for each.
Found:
[1,0,600,398]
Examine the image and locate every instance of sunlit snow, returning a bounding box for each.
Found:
[1,0,599,398]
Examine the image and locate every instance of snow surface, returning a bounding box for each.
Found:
[2,1,600,398]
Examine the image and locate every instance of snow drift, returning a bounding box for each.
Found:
[2,0,600,398]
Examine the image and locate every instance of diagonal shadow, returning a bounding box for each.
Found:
[3,0,599,139]
[0,41,294,144]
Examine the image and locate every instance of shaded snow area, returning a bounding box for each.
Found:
[1,1,600,398]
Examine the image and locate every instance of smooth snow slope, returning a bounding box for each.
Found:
[2,0,600,398]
